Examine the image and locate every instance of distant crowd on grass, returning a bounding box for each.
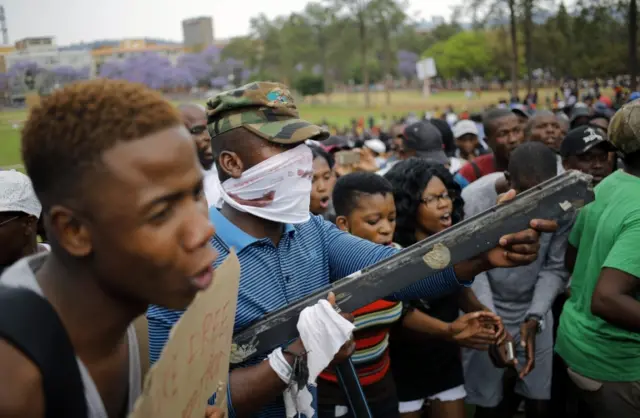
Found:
[317,79,629,143]
[313,80,627,185]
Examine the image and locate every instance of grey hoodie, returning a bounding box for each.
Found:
[461,174,571,325]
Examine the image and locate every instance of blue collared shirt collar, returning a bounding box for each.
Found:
[209,207,296,251]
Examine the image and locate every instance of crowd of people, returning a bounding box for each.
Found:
[0,78,638,418]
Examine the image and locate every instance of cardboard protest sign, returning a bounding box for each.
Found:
[129,250,241,418]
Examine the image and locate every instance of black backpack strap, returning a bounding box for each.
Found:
[470,160,482,180]
[0,286,87,418]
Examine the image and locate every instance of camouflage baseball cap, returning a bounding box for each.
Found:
[206,81,329,144]
[608,100,640,155]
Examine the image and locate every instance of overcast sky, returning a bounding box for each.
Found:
[4,0,462,46]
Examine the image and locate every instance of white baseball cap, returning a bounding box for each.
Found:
[364,138,386,154]
[0,170,42,218]
[452,120,479,139]
[446,113,459,126]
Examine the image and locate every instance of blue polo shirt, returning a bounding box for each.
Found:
[148,209,466,418]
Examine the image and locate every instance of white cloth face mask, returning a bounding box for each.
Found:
[218,143,314,224]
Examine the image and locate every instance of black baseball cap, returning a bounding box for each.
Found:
[570,106,590,123]
[560,125,614,158]
[511,104,529,120]
[402,121,448,165]
[322,135,351,153]
[590,109,614,122]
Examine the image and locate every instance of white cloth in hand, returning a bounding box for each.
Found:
[269,299,355,418]
[298,299,355,384]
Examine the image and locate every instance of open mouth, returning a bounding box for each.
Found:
[440,212,452,227]
[189,265,214,290]
[319,196,330,209]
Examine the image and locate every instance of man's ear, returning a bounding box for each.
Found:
[218,151,244,179]
[47,206,92,257]
[335,216,349,232]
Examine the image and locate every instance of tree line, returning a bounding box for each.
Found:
[220,0,640,105]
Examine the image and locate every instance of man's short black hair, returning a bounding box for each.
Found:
[483,108,514,138]
[430,118,456,157]
[333,172,393,217]
[508,142,557,191]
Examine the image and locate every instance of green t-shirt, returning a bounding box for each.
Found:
[556,170,640,382]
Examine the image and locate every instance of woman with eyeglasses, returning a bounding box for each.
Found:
[0,170,45,275]
[384,159,502,418]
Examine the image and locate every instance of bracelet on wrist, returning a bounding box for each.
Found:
[282,348,309,391]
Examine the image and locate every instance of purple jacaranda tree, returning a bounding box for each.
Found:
[97,47,246,90]
[50,65,90,83]
[77,66,91,80]
[152,66,196,89]
[0,73,8,91]
[121,53,174,87]
[176,45,222,85]
[210,76,228,89]
[98,52,176,89]
[177,53,212,83]
[6,61,47,92]
[98,61,124,79]
[397,50,418,79]
[169,66,197,88]
[203,46,221,61]
[7,60,40,77]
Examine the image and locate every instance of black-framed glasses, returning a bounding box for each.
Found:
[189,125,207,135]
[420,192,450,207]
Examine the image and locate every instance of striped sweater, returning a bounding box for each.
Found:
[319,299,404,386]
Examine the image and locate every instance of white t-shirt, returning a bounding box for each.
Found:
[203,166,221,209]
[556,155,565,175]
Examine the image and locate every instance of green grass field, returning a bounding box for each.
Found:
[0,111,24,170]
[0,88,557,170]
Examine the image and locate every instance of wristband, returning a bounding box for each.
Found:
[267,347,310,391]
[268,348,293,384]
[525,315,544,333]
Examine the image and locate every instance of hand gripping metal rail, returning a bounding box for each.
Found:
[230,170,594,416]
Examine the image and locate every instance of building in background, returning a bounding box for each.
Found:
[5,37,91,71]
[182,17,214,51]
[91,39,185,77]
